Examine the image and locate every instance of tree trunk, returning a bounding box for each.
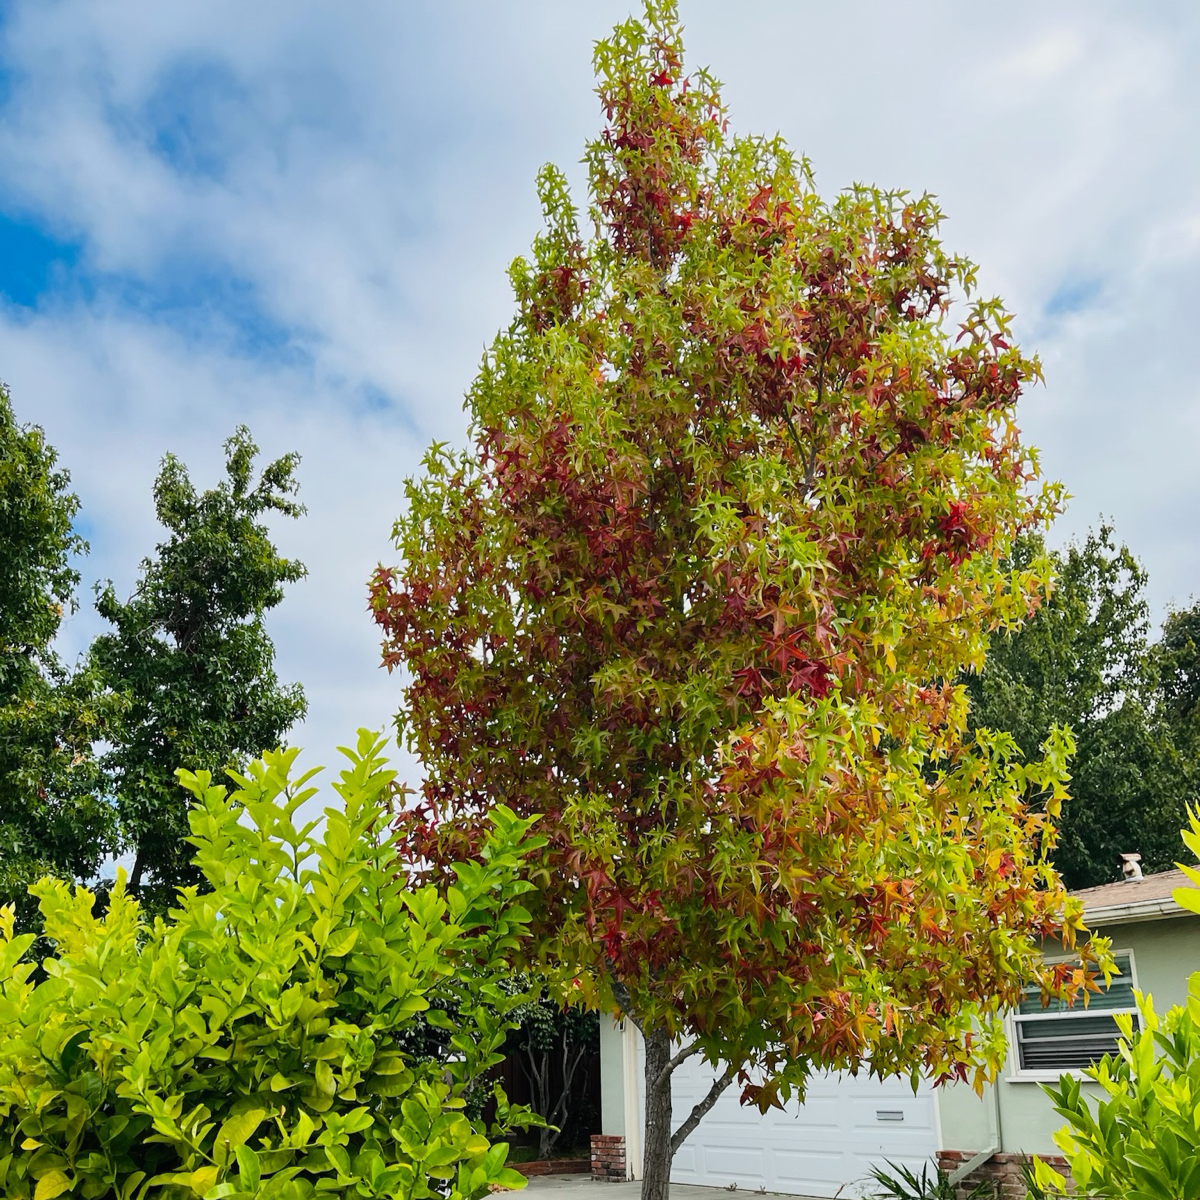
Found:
[639,1029,738,1200]
[129,848,145,894]
[641,1026,674,1200]
[611,977,736,1200]
[522,1047,554,1159]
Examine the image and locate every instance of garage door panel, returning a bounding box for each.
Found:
[771,1148,849,1191]
[650,1045,938,1198]
[773,1097,840,1127]
[763,1116,852,1142]
[702,1146,768,1177]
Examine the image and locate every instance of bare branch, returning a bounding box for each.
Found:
[651,1040,704,1096]
[670,1064,737,1155]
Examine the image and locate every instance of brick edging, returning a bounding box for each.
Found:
[512,1159,591,1177]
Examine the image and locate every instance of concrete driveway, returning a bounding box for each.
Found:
[523,1177,827,1200]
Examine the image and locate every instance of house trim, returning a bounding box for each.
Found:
[1083,895,1186,927]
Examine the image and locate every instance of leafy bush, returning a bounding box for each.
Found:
[0,732,541,1200]
[1031,992,1200,1200]
[1030,809,1200,1199]
[865,1159,992,1200]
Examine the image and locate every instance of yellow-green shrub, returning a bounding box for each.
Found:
[0,732,540,1200]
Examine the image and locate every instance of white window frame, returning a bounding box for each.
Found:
[1007,949,1139,1083]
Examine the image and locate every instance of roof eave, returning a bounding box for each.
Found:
[1083,896,1191,928]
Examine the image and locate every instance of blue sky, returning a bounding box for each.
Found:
[1,0,1198,779]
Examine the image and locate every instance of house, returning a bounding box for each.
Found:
[938,864,1200,1195]
[595,866,1200,1198]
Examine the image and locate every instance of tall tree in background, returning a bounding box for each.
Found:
[371,6,1093,1199]
[0,383,112,919]
[1158,601,1200,751]
[91,426,307,907]
[967,526,1194,889]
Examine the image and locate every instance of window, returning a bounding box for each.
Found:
[1012,952,1138,1075]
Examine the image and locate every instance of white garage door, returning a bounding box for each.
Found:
[640,1045,938,1199]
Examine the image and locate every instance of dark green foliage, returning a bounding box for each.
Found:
[0,383,114,916]
[1158,602,1200,744]
[91,426,307,905]
[0,733,541,1200]
[507,986,599,1157]
[0,402,310,925]
[0,664,115,929]
[0,384,81,682]
[967,527,1193,889]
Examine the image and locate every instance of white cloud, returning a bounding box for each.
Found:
[0,302,421,784]
[994,29,1087,87]
[0,0,1198,806]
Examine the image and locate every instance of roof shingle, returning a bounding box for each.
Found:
[1070,867,1194,911]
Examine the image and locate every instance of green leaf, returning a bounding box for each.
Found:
[314,1060,336,1096]
[326,1144,352,1178]
[493,1167,530,1189]
[214,1108,266,1164]
[188,1165,219,1195]
[235,1145,261,1192]
[34,1170,72,1200]
[325,927,358,957]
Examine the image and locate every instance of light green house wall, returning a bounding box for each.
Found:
[937,913,1200,1157]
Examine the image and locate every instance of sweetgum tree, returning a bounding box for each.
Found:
[371,6,1094,1198]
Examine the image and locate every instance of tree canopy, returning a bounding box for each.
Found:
[1158,601,1200,746]
[91,426,308,907]
[371,5,1093,1197]
[0,383,112,914]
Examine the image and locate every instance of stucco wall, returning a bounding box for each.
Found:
[598,1016,642,1178]
[938,912,1200,1157]
[599,1015,626,1137]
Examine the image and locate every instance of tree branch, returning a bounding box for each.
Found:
[670,1064,737,1155]
[780,407,808,465]
[651,1040,703,1096]
[793,349,826,501]
[129,848,146,894]
[609,978,644,1033]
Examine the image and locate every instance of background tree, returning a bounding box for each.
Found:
[506,987,600,1160]
[0,383,112,920]
[91,426,307,909]
[1157,600,1200,751]
[967,526,1195,888]
[372,6,1095,1200]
